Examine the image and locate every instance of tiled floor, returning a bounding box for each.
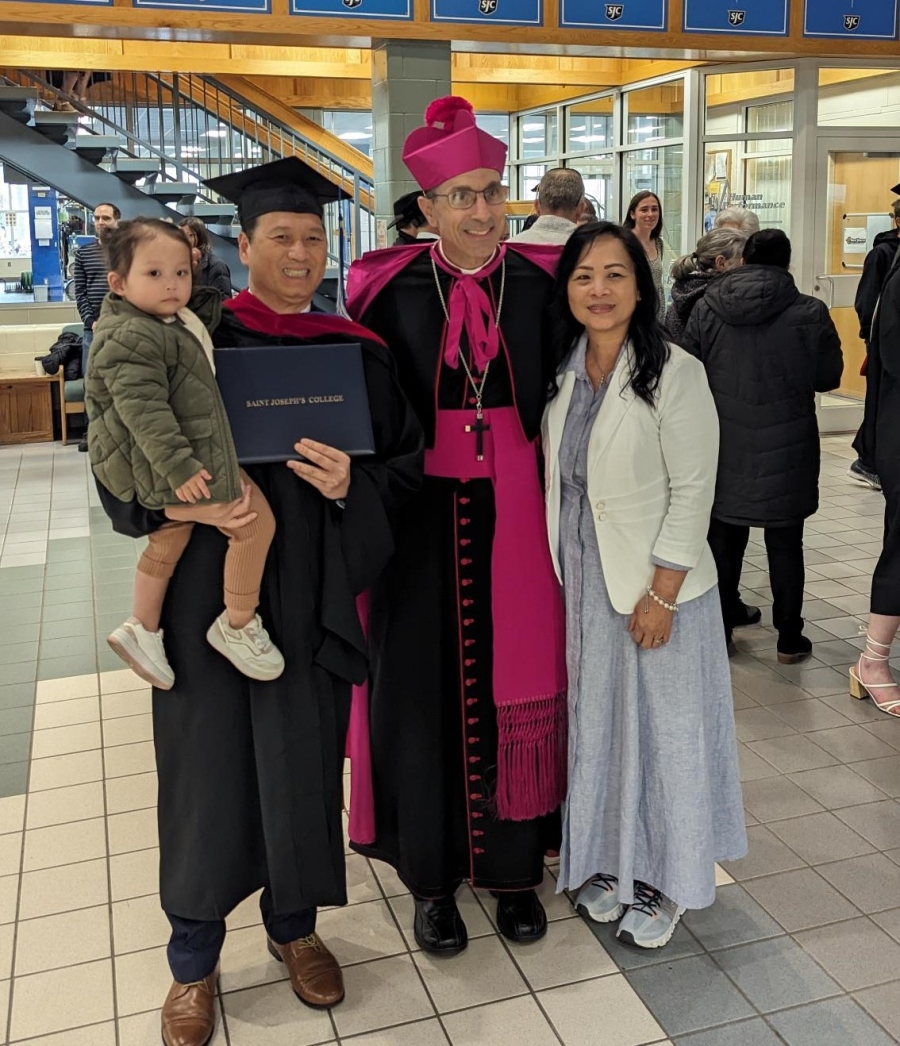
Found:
[0,437,897,1045]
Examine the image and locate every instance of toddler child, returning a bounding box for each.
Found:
[85,217,284,689]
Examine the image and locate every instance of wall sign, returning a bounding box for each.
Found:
[431,0,541,25]
[559,0,666,31]
[683,0,789,35]
[292,0,412,17]
[135,0,268,11]
[804,0,898,39]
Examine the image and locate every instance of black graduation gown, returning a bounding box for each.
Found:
[353,249,559,897]
[98,307,423,922]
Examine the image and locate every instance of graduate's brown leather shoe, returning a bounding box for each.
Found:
[160,965,218,1046]
[267,933,345,1008]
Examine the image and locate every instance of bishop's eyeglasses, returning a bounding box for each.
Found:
[427,184,510,210]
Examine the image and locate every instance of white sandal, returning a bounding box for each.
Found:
[849,634,900,717]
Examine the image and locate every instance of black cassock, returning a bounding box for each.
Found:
[353,248,560,897]
[99,295,423,921]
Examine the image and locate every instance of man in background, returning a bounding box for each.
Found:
[511,168,584,245]
[715,207,760,235]
[388,189,439,246]
[74,201,119,451]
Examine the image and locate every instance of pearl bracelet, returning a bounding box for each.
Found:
[646,586,679,613]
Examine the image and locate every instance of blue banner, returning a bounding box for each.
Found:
[292,0,412,16]
[135,0,268,11]
[804,0,898,38]
[431,0,541,25]
[559,0,665,30]
[684,0,789,34]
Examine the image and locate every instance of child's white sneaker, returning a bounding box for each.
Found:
[107,617,175,690]
[206,612,285,681]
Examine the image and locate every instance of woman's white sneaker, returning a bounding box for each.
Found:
[107,617,175,690]
[576,873,626,923]
[616,882,685,949]
[206,612,285,681]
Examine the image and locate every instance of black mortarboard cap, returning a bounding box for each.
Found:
[387,189,425,229]
[203,157,345,227]
[892,181,900,196]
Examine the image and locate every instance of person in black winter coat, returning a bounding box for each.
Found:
[682,230,844,664]
[178,217,233,298]
[665,227,747,344]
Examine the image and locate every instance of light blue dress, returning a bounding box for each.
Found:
[555,346,747,910]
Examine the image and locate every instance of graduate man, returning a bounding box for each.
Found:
[97,157,423,1046]
[388,189,439,246]
[346,97,566,955]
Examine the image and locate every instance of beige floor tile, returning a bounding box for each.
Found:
[105,773,157,816]
[30,722,101,760]
[107,808,158,856]
[102,714,153,748]
[114,945,172,1018]
[221,980,335,1045]
[14,904,110,976]
[443,996,561,1046]
[32,696,99,731]
[23,818,107,872]
[389,887,495,952]
[316,899,407,968]
[227,890,263,931]
[413,935,529,1014]
[19,859,109,920]
[369,859,408,899]
[715,863,736,887]
[101,689,151,720]
[26,781,105,830]
[10,1022,117,1046]
[35,675,99,704]
[0,980,8,1042]
[331,955,434,1039]
[103,742,156,780]
[0,924,14,981]
[10,959,114,1040]
[0,834,20,878]
[118,1006,228,1046]
[342,1018,447,1046]
[100,670,148,696]
[28,750,104,792]
[0,795,25,836]
[109,849,159,903]
[0,874,17,925]
[344,855,385,906]
[508,913,617,991]
[218,923,289,994]
[539,974,665,1046]
[112,894,170,955]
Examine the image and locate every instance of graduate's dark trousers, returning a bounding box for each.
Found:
[708,519,805,640]
[166,891,315,982]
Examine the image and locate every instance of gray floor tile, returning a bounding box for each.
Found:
[1,589,41,610]
[0,622,41,647]
[44,618,96,642]
[734,707,797,742]
[767,812,876,865]
[713,936,842,1013]
[870,908,900,945]
[794,917,900,992]
[578,913,703,970]
[43,584,94,606]
[821,692,885,724]
[741,777,826,823]
[862,717,900,752]
[0,683,34,710]
[626,955,755,1037]
[2,661,37,685]
[721,825,807,882]
[0,706,33,736]
[769,698,854,733]
[683,884,783,951]
[37,652,98,680]
[788,765,890,809]
[816,853,900,914]
[855,980,900,1042]
[742,869,860,932]
[674,1020,784,1046]
[796,666,857,699]
[38,635,97,660]
[746,735,839,774]
[44,559,93,577]
[0,761,29,797]
[807,726,898,763]
[0,606,41,629]
[40,600,94,623]
[835,801,900,851]
[738,746,782,783]
[0,575,43,596]
[768,996,896,1046]
[0,641,39,665]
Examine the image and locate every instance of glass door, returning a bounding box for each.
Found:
[813,137,900,433]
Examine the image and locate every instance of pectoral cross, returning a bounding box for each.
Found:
[465,409,491,462]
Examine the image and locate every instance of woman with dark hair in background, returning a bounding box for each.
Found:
[543,221,746,950]
[665,228,746,344]
[683,229,844,664]
[179,217,233,298]
[623,190,668,323]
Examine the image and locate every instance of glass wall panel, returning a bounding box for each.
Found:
[702,140,791,234]
[519,110,558,160]
[819,69,900,127]
[567,154,614,221]
[625,83,683,144]
[0,174,30,257]
[622,144,683,252]
[567,97,614,153]
[705,69,794,134]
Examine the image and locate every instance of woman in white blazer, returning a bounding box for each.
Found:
[544,222,746,950]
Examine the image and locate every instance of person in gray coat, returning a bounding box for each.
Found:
[511,168,585,245]
[682,230,844,663]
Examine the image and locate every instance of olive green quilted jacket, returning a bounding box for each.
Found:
[85,289,242,510]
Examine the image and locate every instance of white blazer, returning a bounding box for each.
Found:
[542,338,721,615]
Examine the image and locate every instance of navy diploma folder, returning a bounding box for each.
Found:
[213,342,376,464]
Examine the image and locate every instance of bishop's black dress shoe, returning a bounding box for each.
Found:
[413,895,468,955]
[494,889,547,943]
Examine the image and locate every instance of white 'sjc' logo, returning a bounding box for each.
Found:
[605,3,624,19]
[342,0,362,7]
[843,14,861,30]
[727,9,746,25]
[479,0,498,12]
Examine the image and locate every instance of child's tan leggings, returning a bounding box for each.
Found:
[138,473,275,615]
